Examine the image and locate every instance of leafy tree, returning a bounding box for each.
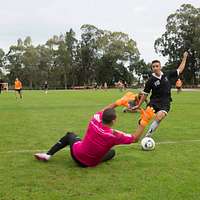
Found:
[96,31,140,84]
[78,24,103,85]
[0,48,5,76]
[155,4,200,84]
[22,37,39,88]
[5,39,24,86]
[2,25,144,88]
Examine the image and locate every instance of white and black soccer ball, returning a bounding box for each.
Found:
[141,137,155,151]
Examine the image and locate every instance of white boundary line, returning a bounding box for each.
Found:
[0,149,48,154]
[156,139,200,145]
[1,139,200,154]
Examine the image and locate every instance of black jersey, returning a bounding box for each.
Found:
[143,70,179,104]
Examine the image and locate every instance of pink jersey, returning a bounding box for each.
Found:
[72,111,136,167]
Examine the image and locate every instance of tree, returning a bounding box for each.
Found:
[155,4,200,84]
[3,24,143,88]
[0,48,5,76]
[36,44,54,88]
[22,37,39,88]
[45,29,78,88]
[5,39,24,85]
[96,30,140,84]
[78,24,103,85]
[129,59,151,84]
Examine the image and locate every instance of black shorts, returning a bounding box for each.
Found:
[15,89,22,93]
[66,132,88,167]
[66,132,116,167]
[148,101,170,114]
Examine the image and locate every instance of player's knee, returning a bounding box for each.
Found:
[66,132,74,136]
[155,111,166,121]
[110,149,116,158]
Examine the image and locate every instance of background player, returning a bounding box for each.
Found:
[14,78,23,99]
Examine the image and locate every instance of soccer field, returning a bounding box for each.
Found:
[0,89,200,200]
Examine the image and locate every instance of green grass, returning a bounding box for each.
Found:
[0,89,200,200]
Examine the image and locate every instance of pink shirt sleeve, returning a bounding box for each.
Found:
[113,130,136,145]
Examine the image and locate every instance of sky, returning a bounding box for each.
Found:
[0,0,199,64]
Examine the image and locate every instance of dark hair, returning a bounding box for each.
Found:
[152,60,161,64]
[102,108,116,124]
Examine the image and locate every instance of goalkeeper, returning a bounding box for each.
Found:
[35,93,155,167]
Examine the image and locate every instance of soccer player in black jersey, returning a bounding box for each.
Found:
[132,52,188,137]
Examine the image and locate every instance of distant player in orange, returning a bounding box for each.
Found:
[176,78,182,93]
[14,78,23,99]
[122,92,148,113]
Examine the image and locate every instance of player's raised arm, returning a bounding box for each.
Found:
[178,51,188,74]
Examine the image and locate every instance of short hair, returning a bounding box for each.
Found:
[152,60,161,64]
[102,108,116,124]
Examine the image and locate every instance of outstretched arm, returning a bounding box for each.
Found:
[178,51,188,74]
[101,103,118,112]
[131,106,155,142]
[113,106,155,144]
[101,92,136,112]
[131,93,148,110]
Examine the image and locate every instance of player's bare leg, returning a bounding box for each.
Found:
[145,111,166,137]
[15,91,18,99]
[19,91,23,99]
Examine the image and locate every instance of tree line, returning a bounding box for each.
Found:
[0,4,200,89]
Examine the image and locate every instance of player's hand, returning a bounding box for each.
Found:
[183,51,188,58]
[131,105,140,111]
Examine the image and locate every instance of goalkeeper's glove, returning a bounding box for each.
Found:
[139,106,155,127]
[115,92,136,107]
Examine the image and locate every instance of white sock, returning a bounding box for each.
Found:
[145,120,160,137]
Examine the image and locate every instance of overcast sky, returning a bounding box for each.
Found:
[0,0,199,64]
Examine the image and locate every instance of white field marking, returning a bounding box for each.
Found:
[117,139,200,148]
[6,88,200,92]
[0,149,48,154]
[171,88,200,92]
[1,139,200,154]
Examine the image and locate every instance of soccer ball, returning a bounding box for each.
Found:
[141,137,155,151]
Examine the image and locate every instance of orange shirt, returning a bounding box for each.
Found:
[15,80,22,89]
